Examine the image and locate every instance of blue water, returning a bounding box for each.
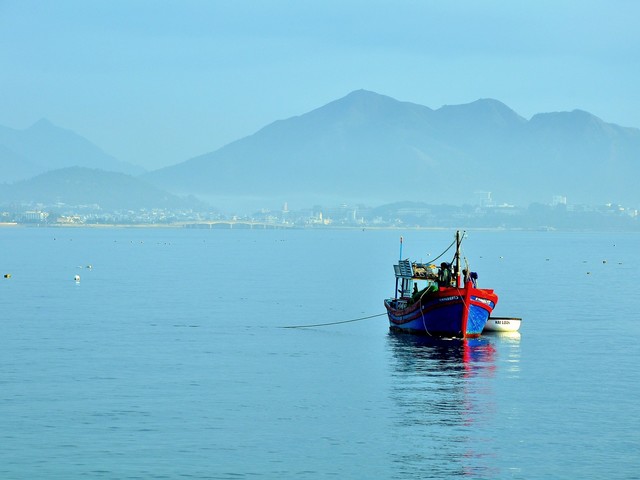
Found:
[1,227,639,479]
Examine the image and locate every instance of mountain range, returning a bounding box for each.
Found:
[0,119,143,182]
[144,90,640,209]
[2,90,639,212]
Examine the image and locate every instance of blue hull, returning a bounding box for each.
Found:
[385,287,496,338]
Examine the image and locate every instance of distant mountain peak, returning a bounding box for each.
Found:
[329,89,402,110]
[300,89,434,128]
[343,89,390,100]
[0,118,145,181]
[470,98,517,111]
[341,89,425,108]
[436,98,526,125]
[26,118,80,139]
[28,118,56,130]
[529,109,607,129]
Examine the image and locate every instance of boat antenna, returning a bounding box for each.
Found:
[454,230,465,287]
[395,236,403,300]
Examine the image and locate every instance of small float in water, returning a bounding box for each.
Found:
[483,316,522,332]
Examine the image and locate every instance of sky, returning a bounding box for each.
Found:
[1,0,639,170]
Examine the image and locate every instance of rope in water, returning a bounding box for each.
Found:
[281,312,387,329]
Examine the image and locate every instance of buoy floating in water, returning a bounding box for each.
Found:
[74,274,80,282]
[3,274,10,278]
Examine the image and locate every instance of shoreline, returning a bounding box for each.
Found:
[0,221,503,231]
[0,222,609,233]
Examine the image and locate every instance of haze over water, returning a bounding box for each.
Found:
[1,227,639,478]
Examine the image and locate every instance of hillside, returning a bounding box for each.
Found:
[0,167,204,211]
[0,119,144,182]
[144,90,640,209]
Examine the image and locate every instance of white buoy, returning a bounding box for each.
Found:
[74,274,80,282]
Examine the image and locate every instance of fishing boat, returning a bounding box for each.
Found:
[483,316,522,332]
[384,231,498,338]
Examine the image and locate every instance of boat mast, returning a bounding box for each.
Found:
[395,236,403,299]
[454,230,461,287]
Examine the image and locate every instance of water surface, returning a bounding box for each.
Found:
[1,228,638,478]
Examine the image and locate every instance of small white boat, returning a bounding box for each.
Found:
[484,316,521,332]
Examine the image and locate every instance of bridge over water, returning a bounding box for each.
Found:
[182,221,293,229]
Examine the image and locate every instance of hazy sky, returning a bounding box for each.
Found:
[1,0,638,170]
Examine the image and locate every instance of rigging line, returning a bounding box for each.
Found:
[281,312,387,329]
[427,236,458,264]
[418,287,432,337]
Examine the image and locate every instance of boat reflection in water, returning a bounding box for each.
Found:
[386,331,520,479]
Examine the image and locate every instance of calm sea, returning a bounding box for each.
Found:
[1,227,639,479]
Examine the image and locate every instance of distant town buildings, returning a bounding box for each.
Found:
[552,195,568,206]
[0,196,638,231]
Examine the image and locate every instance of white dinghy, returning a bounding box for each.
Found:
[483,316,522,332]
